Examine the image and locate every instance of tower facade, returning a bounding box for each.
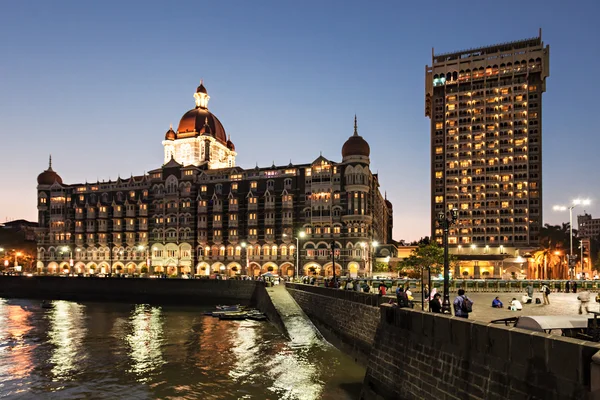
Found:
[426,33,549,258]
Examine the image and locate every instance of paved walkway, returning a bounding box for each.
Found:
[265,285,326,348]
[417,291,600,322]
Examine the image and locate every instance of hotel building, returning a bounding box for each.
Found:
[35,83,393,277]
[425,33,549,278]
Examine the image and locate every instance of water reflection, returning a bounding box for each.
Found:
[0,299,364,399]
[0,299,35,385]
[126,304,165,381]
[46,300,87,381]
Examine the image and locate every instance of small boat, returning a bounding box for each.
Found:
[219,311,248,320]
[216,305,241,312]
[247,313,267,321]
[41,300,53,309]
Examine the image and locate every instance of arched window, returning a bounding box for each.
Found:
[166,176,178,194]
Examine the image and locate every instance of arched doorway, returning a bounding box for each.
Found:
[280,263,294,277]
[323,263,342,277]
[196,262,210,276]
[249,262,261,277]
[347,262,359,278]
[303,263,321,277]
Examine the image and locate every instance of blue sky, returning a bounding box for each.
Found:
[1,0,599,241]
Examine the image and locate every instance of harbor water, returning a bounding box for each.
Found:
[0,298,365,399]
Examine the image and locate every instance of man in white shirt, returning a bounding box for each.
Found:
[509,298,523,311]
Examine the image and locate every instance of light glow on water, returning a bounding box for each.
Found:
[0,299,364,399]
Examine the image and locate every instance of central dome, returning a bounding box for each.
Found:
[176,82,228,145]
[177,108,227,144]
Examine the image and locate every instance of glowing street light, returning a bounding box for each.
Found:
[554,198,591,278]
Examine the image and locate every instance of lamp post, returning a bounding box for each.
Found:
[62,246,72,274]
[437,208,459,314]
[283,231,306,280]
[330,241,338,281]
[138,245,149,276]
[371,241,379,277]
[554,199,591,279]
[241,242,248,276]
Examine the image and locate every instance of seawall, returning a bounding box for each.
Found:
[0,276,258,305]
[287,283,600,400]
[286,283,384,366]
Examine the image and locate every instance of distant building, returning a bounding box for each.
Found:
[425,32,550,279]
[578,213,600,240]
[1,219,38,241]
[36,83,393,277]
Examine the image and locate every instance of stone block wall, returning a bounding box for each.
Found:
[0,276,258,305]
[286,283,382,366]
[362,304,600,400]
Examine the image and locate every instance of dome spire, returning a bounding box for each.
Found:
[354,114,358,136]
[48,154,53,171]
[194,80,210,108]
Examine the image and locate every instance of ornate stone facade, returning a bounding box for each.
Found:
[36,84,393,277]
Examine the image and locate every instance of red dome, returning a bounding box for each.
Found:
[226,135,235,151]
[342,135,370,158]
[177,108,227,145]
[165,126,176,140]
[342,116,370,158]
[37,168,62,185]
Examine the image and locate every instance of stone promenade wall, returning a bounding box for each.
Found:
[0,276,258,305]
[363,304,600,400]
[287,283,600,400]
[286,283,383,366]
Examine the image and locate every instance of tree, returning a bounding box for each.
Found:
[593,251,600,273]
[398,242,456,275]
[374,262,389,273]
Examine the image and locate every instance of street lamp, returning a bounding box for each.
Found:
[330,241,337,281]
[284,231,306,280]
[554,198,591,278]
[437,208,459,314]
[62,246,73,273]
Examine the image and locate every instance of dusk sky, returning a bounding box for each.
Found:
[1,0,599,242]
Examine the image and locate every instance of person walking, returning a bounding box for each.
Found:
[541,283,550,305]
[429,293,442,313]
[565,280,570,293]
[396,287,409,308]
[573,281,578,293]
[453,289,473,318]
[578,291,591,314]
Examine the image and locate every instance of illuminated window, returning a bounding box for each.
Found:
[249,198,257,204]
[435,147,443,154]
[232,183,238,190]
[460,204,469,210]
[435,122,443,129]
[501,201,509,208]
[435,196,443,203]
[250,181,258,189]
[214,215,221,222]
[201,185,207,192]
[249,213,256,220]
[435,171,442,178]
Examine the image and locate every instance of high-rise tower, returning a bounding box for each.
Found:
[425,32,549,257]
